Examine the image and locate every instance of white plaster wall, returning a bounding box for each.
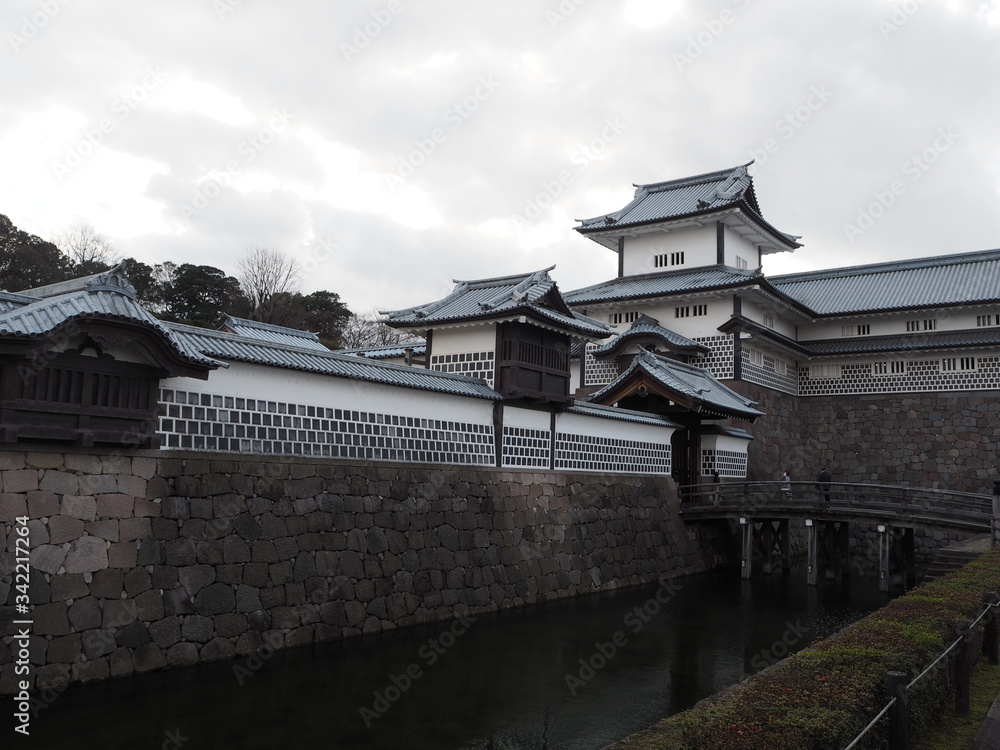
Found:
[621,225,716,276]
[724,228,761,269]
[162,361,496,426]
[430,326,496,356]
[702,433,753,454]
[556,410,675,444]
[743,300,797,339]
[503,406,552,431]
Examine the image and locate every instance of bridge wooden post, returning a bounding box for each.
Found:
[780,519,790,571]
[740,517,753,579]
[805,519,817,586]
[878,524,890,592]
[761,521,774,574]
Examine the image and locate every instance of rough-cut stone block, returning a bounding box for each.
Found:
[124,567,152,597]
[62,495,97,522]
[84,519,120,542]
[164,538,197,566]
[0,494,27,522]
[195,583,236,616]
[179,565,216,597]
[50,574,88,601]
[133,643,167,673]
[259,587,284,609]
[116,475,147,498]
[96,493,134,519]
[242,563,269,588]
[48,515,85,545]
[136,538,163,566]
[224,536,252,563]
[251,540,279,563]
[149,617,181,648]
[159,497,190,520]
[34,602,70,636]
[7,469,39,494]
[90,569,124,599]
[166,642,199,667]
[181,615,214,643]
[108,542,138,569]
[63,536,108,574]
[110,647,134,678]
[103,599,138,629]
[214,613,248,638]
[131,456,158,480]
[68,597,102,631]
[39,470,78,495]
[78,474,118,495]
[200,637,236,661]
[26,491,59,519]
[80,629,116,659]
[118,517,152,543]
[235,585,262,613]
[133,498,160,518]
[47,634,81,664]
[74,656,110,684]
[116,622,152,649]
[31,545,67,575]
[135,590,165,621]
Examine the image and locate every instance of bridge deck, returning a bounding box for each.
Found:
[679,481,992,533]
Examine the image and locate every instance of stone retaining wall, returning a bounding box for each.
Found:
[0,449,727,695]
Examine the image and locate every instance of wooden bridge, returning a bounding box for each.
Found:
[678,481,997,591]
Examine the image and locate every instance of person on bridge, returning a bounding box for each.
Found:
[817,466,832,501]
[781,470,792,500]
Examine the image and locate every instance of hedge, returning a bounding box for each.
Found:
[612,549,1000,750]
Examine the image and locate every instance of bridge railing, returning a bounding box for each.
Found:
[677,480,992,530]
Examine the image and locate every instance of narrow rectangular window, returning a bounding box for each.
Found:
[762,313,774,328]
[675,306,690,318]
[735,256,748,270]
[977,314,995,327]
[872,362,888,375]
[609,312,638,325]
[670,251,685,266]
[692,304,707,316]
[890,361,905,374]
[653,254,668,268]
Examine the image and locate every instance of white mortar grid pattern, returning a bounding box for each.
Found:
[741,350,798,395]
[701,448,747,478]
[584,343,619,386]
[690,335,734,380]
[797,355,1000,396]
[430,351,495,387]
[501,425,551,468]
[157,388,494,464]
[555,433,671,473]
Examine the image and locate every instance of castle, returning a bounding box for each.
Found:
[1,162,996,491]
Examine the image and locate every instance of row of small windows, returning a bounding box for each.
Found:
[653,251,685,268]
[675,304,707,318]
[747,348,793,375]
[609,311,640,325]
[810,357,979,379]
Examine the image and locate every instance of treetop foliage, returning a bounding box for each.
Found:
[0,214,406,349]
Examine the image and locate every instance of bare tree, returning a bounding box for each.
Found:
[236,246,300,324]
[339,309,422,349]
[56,223,119,275]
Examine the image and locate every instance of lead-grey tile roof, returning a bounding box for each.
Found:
[771,248,1000,315]
[590,314,710,356]
[576,163,800,248]
[220,315,329,350]
[167,323,502,400]
[336,342,427,359]
[804,328,1000,356]
[0,285,220,369]
[564,267,759,306]
[382,267,611,338]
[565,400,681,429]
[591,348,764,421]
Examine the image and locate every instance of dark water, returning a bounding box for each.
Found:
[30,567,885,750]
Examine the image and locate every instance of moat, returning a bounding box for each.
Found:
[33,567,886,750]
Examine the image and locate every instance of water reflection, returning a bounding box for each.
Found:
[37,566,885,750]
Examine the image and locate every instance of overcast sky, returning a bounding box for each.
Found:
[3,0,999,313]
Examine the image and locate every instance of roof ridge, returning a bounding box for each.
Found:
[222,315,321,339]
[772,248,1000,284]
[636,162,752,193]
[170,321,500,384]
